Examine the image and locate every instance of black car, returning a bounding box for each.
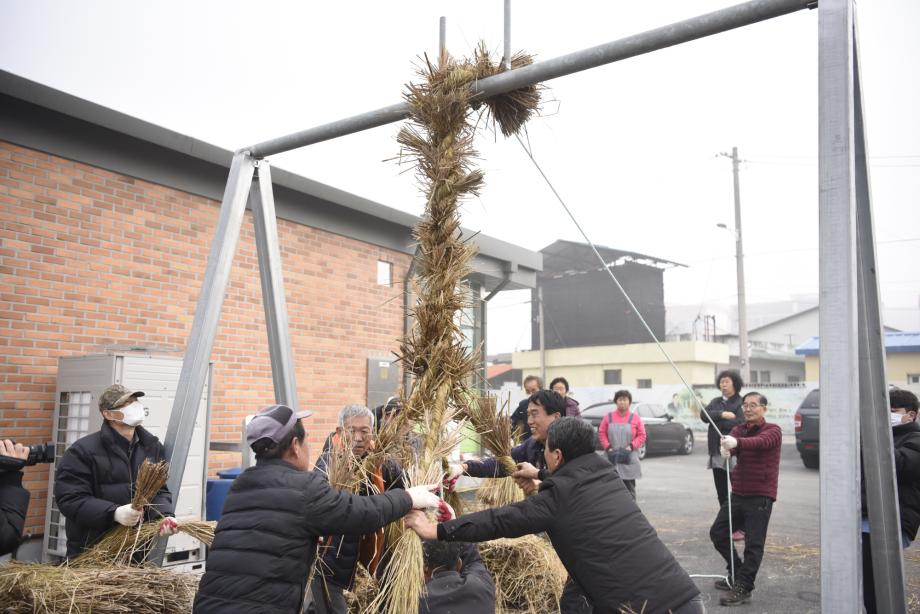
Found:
[581,401,694,459]
[794,389,820,469]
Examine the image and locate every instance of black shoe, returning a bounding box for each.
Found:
[719,586,752,606]
[714,578,734,591]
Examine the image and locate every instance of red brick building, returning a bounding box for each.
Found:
[0,70,540,540]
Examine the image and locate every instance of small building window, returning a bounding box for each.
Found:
[750,371,759,384]
[908,374,920,385]
[603,369,622,385]
[637,379,652,389]
[787,375,802,384]
[377,260,392,286]
[760,371,771,384]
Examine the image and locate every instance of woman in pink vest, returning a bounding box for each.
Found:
[598,389,647,499]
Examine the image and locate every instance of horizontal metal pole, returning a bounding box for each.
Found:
[246,0,813,159]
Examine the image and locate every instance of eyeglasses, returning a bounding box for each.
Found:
[741,403,765,410]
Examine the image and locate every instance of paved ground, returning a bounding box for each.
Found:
[636,436,920,613]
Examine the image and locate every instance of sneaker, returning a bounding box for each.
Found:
[714,577,734,591]
[732,530,745,541]
[719,586,752,606]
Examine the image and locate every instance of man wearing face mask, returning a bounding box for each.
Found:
[54,384,176,559]
[861,388,920,614]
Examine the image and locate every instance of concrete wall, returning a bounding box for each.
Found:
[512,341,729,387]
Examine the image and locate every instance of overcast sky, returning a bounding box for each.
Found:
[2,0,918,353]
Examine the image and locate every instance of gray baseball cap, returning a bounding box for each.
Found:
[246,404,312,446]
[99,384,145,412]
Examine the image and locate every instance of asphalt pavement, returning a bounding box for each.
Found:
[635,436,920,613]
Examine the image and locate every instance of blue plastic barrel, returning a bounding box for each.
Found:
[206,467,244,521]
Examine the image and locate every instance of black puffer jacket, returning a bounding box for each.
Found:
[0,470,30,556]
[419,543,495,614]
[193,458,412,614]
[861,420,920,541]
[438,453,699,613]
[54,421,172,558]
[701,394,743,456]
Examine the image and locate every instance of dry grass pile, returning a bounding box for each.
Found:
[344,565,378,613]
[0,561,199,613]
[75,519,216,566]
[479,535,566,614]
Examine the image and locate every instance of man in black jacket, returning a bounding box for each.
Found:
[861,388,920,614]
[54,384,176,558]
[0,439,31,556]
[420,541,495,614]
[701,370,744,515]
[447,389,564,488]
[193,404,440,614]
[406,417,704,614]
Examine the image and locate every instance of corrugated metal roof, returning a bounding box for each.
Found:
[795,331,920,356]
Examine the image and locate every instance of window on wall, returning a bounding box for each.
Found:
[377,260,392,286]
[750,371,759,384]
[760,371,772,384]
[603,369,622,385]
[909,374,920,385]
[787,375,802,384]
[637,379,652,389]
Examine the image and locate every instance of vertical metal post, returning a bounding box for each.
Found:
[153,152,256,565]
[730,147,750,385]
[853,17,907,611]
[818,0,862,610]
[503,0,512,70]
[537,286,546,385]
[250,161,299,408]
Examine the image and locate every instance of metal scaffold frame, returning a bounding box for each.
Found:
[159,0,906,609]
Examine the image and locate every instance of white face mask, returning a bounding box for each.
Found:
[116,401,146,427]
[891,413,906,427]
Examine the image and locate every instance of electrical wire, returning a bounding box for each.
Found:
[515,132,737,585]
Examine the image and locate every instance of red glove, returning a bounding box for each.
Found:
[158,517,179,537]
[436,500,455,523]
[442,475,459,494]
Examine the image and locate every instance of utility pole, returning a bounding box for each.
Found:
[719,147,750,384]
[537,286,546,385]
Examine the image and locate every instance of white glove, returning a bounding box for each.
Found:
[720,447,732,460]
[446,464,464,480]
[114,504,143,527]
[721,435,738,450]
[158,517,179,537]
[406,484,440,510]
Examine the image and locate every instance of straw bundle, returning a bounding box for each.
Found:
[75,519,216,566]
[0,561,199,614]
[467,394,523,507]
[72,460,170,566]
[479,535,567,614]
[380,43,541,614]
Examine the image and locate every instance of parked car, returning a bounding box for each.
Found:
[581,401,694,459]
[794,389,821,469]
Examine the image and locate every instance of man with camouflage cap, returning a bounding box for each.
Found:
[54,383,177,558]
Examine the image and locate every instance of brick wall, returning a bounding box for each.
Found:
[0,141,411,535]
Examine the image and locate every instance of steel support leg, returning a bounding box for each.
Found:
[250,161,299,408]
[818,0,861,610]
[854,18,907,612]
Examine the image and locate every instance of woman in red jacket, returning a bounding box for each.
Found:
[598,389,647,499]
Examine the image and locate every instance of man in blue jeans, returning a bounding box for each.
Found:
[710,392,782,607]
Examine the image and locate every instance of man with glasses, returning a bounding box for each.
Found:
[709,392,782,607]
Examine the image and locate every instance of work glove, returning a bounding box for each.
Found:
[158,517,179,537]
[406,484,440,510]
[446,464,464,481]
[114,504,143,527]
[720,447,732,460]
[721,435,738,451]
[436,500,456,522]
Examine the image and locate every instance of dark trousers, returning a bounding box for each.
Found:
[623,479,636,499]
[709,494,773,591]
[712,467,730,507]
[560,577,593,613]
[862,533,878,614]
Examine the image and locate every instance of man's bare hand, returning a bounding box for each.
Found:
[513,462,539,480]
[515,476,540,496]
[0,439,29,461]
[404,510,438,540]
